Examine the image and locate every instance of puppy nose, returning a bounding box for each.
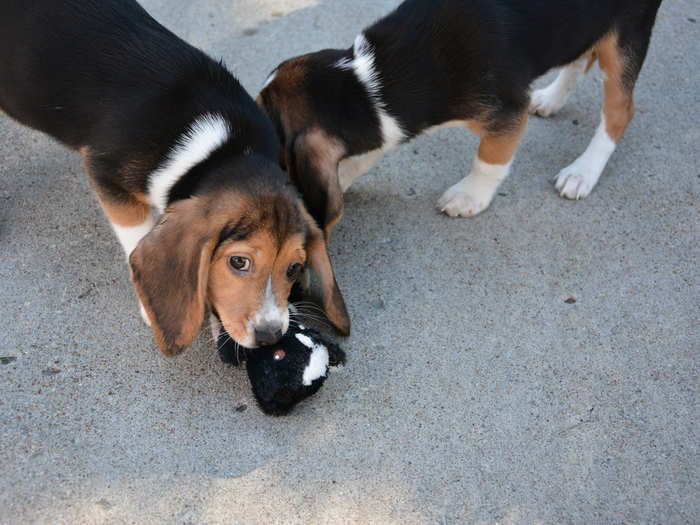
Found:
[254,326,283,346]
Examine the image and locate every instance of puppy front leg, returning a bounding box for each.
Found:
[438,117,526,218]
[93,190,156,326]
[338,149,385,192]
[105,200,156,326]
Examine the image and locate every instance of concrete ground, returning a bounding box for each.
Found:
[1,1,698,523]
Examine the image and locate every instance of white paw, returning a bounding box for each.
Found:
[437,179,492,218]
[529,87,564,117]
[139,303,152,327]
[554,167,595,200]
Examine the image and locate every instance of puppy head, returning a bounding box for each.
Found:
[257,50,381,237]
[130,156,349,356]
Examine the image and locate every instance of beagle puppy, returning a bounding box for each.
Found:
[0,0,349,356]
[258,0,662,235]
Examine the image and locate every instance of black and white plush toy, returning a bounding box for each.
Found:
[218,326,346,416]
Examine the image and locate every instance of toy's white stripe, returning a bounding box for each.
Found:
[336,33,405,149]
[295,333,330,385]
[148,113,230,213]
[295,333,314,348]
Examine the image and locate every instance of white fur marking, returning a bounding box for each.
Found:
[424,120,471,135]
[148,113,230,213]
[252,277,290,335]
[554,113,616,200]
[109,212,157,327]
[296,334,330,386]
[350,34,405,148]
[209,313,222,343]
[338,149,385,192]
[332,34,405,189]
[140,303,152,327]
[438,158,513,218]
[111,214,157,258]
[530,55,590,117]
[262,71,277,89]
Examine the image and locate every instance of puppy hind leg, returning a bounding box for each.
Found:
[438,116,526,218]
[555,34,639,200]
[530,53,595,117]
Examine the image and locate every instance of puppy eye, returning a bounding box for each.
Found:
[286,263,303,282]
[273,349,286,361]
[229,256,251,272]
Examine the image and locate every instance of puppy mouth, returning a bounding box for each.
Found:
[212,310,251,366]
[211,309,255,349]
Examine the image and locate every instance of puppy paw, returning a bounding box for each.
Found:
[437,179,492,218]
[554,166,595,200]
[139,303,152,327]
[529,87,564,117]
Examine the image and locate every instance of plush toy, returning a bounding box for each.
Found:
[218,326,346,416]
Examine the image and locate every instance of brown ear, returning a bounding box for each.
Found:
[291,129,346,240]
[300,206,351,336]
[129,198,221,357]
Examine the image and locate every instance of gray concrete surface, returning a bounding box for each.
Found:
[1,1,698,523]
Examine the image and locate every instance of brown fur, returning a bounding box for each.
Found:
[208,231,306,346]
[298,206,350,336]
[129,188,349,356]
[294,128,347,240]
[83,155,151,227]
[258,59,313,158]
[130,193,247,355]
[595,34,636,143]
[98,197,151,228]
[468,116,528,166]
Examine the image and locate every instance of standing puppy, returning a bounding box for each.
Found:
[258,0,663,236]
[0,0,349,355]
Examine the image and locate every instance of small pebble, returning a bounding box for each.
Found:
[96,499,113,511]
[565,297,577,304]
[42,367,61,376]
[372,298,386,310]
[0,356,17,365]
[236,404,248,413]
[572,119,579,126]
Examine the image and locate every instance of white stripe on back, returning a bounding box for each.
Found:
[148,113,230,213]
[335,33,405,149]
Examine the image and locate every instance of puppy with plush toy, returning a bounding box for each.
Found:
[218,325,346,415]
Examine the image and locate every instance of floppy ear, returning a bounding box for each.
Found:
[291,129,346,241]
[129,198,221,357]
[300,206,351,336]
